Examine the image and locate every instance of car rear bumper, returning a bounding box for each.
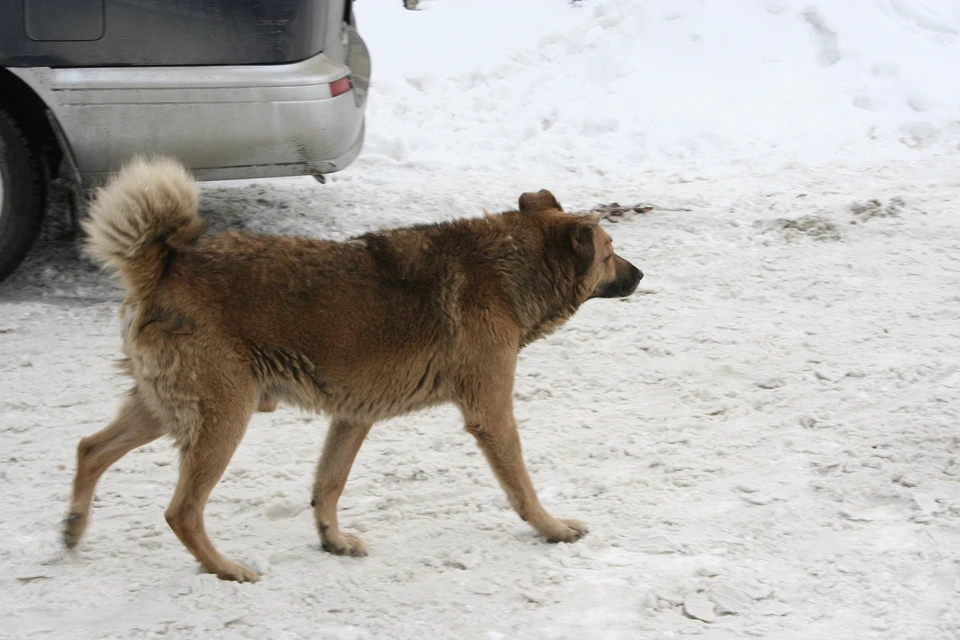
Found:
[11,42,370,184]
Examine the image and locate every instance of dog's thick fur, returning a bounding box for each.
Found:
[65,156,643,582]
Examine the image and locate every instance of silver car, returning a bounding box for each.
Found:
[0,0,371,281]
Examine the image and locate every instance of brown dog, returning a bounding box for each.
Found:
[64,157,643,582]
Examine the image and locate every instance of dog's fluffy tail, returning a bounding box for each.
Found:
[83,156,204,296]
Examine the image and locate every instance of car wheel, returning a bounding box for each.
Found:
[0,106,46,283]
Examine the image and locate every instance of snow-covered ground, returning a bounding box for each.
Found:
[2,1,960,638]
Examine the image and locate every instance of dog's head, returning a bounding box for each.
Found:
[518,189,643,300]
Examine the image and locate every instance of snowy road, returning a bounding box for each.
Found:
[3,0,960,638]
[3,159,958,639]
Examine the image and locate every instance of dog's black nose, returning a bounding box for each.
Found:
[618,265,642,297]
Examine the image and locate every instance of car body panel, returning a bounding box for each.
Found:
[1,0,329,67]
[1,0,369,184]
[11,46,367,183]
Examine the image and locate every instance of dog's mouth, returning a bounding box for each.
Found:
[595,265,643,299]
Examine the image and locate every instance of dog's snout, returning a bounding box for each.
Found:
[622,265,642,296]
[594,260,643,299]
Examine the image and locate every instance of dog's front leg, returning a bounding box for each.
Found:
[313,417,374,556]
[460,376,588,544]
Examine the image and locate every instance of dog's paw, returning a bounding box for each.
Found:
[322,532,368,557]
[62,512,86,549]
[545,518,589,543]
[212,560,260,583]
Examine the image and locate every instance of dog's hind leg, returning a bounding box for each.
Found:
[63,390,168,549]
[164,396,257,582]
[312,417,373,557]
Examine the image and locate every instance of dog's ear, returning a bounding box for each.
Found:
[566,215,598,276]
[519,189,563,213]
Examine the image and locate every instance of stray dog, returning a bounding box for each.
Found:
[64,157,643,582]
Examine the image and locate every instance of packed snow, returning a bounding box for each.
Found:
[2,0,959,638]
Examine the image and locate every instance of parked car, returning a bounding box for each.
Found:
[0,0,371,281]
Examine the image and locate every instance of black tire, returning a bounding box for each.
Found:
[0,106,46,282]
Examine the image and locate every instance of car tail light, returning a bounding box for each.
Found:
[330,77,352,98]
